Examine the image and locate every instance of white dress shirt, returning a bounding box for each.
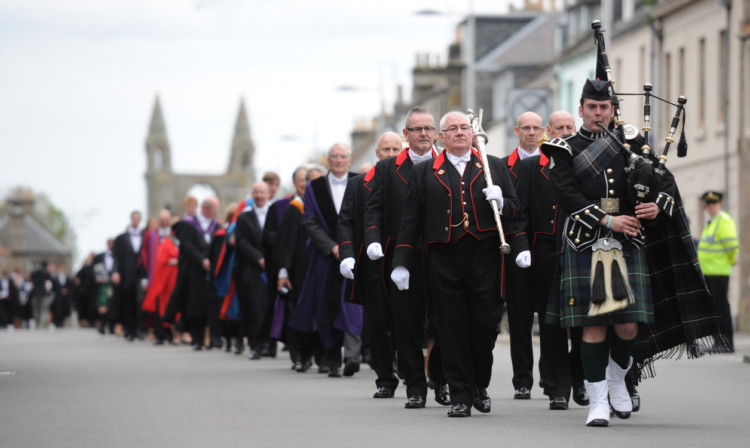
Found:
[409,148,433,165]
[445,151,472,176]
[328,172,348,214]
[517,147,541,161]
[127,227,142,253]
[254,203,270,230]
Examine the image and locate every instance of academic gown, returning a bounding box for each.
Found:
[289,173,361,349]
[164,221,209,323]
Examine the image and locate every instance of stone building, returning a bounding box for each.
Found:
[144,96,255,218]
[0,190,72,272]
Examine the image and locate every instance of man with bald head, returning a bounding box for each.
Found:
[547,111,576,139]
[289,143,358,377]
[502,110,545,401]
[393,110,519,417]
[365,108,447,407]
[338,131,402,385]
[232,181,273,359]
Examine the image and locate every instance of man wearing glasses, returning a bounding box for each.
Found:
[502,111,545,401]
[392,111,519,417]
[364,107,446,408]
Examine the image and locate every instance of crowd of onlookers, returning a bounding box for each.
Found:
[0,262,76,331]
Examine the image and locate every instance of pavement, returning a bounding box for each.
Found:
[1,329,748,448]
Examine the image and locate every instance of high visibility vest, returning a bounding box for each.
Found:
[697,210,738,276]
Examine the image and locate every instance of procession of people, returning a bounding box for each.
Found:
[2,70,734,425]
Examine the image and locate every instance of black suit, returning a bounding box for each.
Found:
[500,148,539,393]
[51,273,74,328]
[339,169,396,388]
[514,154,575,400]
[234,208,269,351]
[112,230,144,338]
[365,150,434,398]
[394,150,520,405]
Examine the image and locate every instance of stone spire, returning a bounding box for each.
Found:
[145,94,172,175]
[227,98,255,174]
[148,95,167,136]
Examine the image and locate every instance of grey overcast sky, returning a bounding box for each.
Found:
[0,0,520,265]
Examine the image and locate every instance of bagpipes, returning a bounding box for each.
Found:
[591,20,688,205]
[587,20,689,316]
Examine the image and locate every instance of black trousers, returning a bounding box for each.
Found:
[120,284,138,337]
[505,262,535,390]
[428,237,502,405]
[386,245,428,398]
[534,240,572,400]
[362,258,398,390]
[705,275,733,350]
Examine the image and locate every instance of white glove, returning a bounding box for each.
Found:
[366,242,384,261]
[339,257,356,280]
[515,250,531,268]
[390,266,410,291]
[482,185,504,212]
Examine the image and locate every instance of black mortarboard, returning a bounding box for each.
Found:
[581,79,611,101]
[701,191,723,204]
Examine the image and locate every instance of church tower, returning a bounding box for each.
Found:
[227,99,255,174]
[145,95,172,175]
[144,95,175,218]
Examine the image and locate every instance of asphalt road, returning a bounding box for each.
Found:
[1,329,748,448]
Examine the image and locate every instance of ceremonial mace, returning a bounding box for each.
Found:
[466,109,511,254]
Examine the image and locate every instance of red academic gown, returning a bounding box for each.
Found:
[142,236,179,321]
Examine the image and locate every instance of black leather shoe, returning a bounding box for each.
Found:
[473,388,491,413]
[572,382,590,406]
[295,358,312,373]
[249,350,261,360]
[514,387,531,399]
[234,347,244,356]
[373,387,395,398]
[404,395,426,409]
[328,367,342,378]
[611,405,631,420]
[549,396,569,410]
[343,360,360,377]
[630,392,640,412]
[447,403,471,417]
[318,365,330,374]
[434,384,451,406]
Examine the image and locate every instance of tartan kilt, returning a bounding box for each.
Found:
[545,238,654,328]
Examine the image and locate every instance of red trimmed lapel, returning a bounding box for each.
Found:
[540,153,550,180]
[432,152,450,192]
[507,148,520,168]
[395,149,409,166]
